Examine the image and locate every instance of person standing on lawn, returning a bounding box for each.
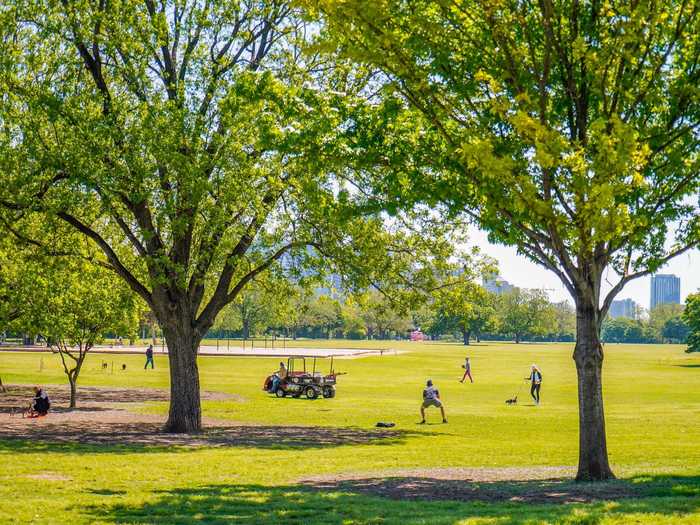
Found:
[526,364,542,405]
[460,356,473,383]
[144,344,154,370]
[420,379,447,424]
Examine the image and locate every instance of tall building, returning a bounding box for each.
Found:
[650,274,681,309]
[609,299,638,319]
[483,275,515,295]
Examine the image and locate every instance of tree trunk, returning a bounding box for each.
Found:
[68,375,77,409]
[163,324,202,433]
[515,333,521,343]
[476,333,481,343]
[574,302,615,481]
[462,330,470,345]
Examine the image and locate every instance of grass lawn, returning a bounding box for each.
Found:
[0,341,699,524]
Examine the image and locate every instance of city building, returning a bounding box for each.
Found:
[483,274,515,295]
[609,298,638,319]
[650,274,681,309]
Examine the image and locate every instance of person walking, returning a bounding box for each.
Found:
[526,364,542,405]
[144,344,155,370]
[419,379,447,424]
[460,356,473,383]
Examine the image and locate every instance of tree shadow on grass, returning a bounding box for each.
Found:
[676,364,700,368]
[0,423,430,455]
[82,475,700,525]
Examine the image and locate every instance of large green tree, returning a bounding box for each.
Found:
[683,292,700,352]
[0,1,407,431]
[308,0,700,479]
[497,288,556,343]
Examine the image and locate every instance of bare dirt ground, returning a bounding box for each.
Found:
[0,384,409,449]
[301,467,649,504]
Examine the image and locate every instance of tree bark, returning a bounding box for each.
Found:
[462,330,470,345]
[68,375,77,409]
[574,302,615,481]
[515,333,521,343]
[162,322,202,433]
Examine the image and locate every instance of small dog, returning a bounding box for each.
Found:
[505,396,518,405]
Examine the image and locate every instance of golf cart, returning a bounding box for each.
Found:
[263,356,342,399]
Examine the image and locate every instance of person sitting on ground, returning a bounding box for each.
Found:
[460,356,473,383]
[420,379,447,424]
[28,386,50,417]
[526,364,543,405]
[270,361,287,392]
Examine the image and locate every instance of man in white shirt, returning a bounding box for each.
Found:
[420,379,447,424]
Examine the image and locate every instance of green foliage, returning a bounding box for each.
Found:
[496,289,556,343]
[309,0,700,320]
[433,283,496,344]
[683,292,700,352]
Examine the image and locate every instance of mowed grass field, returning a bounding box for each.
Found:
[0,341,699,524]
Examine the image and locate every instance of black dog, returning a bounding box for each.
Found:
[505,396,518,405]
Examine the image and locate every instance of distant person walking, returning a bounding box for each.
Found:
[460,356,473,383]
[419,379,447,424]
[144,344,154,370]
[526,364,542,405]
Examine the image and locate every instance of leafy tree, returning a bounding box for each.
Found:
[649,304,685,342]
[662,317,689,344]
[0,1,408,431]
[7,254,140,408]
[303,295,342,338]
[497,289,556,344]
[309,0,700,479]
[551,301,576,342]
[683,292,700,353]
[435,284,495,345]
[356,290,411,339]
[340,297,367,339]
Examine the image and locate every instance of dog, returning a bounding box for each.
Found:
[505,396,518,405]
[102,362,108,370]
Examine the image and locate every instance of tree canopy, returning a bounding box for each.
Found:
[305,0,700,480]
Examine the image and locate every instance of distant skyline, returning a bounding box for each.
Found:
[468,227,699,310]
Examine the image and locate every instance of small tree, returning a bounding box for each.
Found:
[683,293,700,353]
[19,261,140,408]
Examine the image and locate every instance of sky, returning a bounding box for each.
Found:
[467,226,700,310]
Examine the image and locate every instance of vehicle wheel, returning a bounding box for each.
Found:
[275,389,286,398]
[323,386,335,398]
[305,386,318,400]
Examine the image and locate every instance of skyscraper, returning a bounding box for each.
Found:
[482,274,515,295]
[609,299,638,319]
[650,274,681,309]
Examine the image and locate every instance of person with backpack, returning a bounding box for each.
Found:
[144,344,155,369]
[419,379,447,424]
[526,364,543,405]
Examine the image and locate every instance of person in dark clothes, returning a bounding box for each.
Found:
[144,344,155,369]
[526,364,542,405]
[29,386,50,417]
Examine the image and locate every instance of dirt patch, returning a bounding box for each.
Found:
[302,467,647,504]
[0,384,410,449]
[0,384,240,412]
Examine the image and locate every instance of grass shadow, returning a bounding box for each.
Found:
[0,424,430,454]
[81,475,700,525]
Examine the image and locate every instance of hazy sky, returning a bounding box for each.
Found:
[468,227,699,310]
